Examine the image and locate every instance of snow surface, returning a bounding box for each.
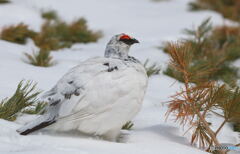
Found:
[0,0,239,154]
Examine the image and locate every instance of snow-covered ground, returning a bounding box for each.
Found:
[0,0,239,154]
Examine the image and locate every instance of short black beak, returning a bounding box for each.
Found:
[120,38,140,45]
[132,38,139,44]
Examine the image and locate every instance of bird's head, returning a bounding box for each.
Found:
[104,33,139,59]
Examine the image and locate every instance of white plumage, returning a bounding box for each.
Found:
[17,34,148,141]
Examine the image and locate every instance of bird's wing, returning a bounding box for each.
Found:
[57,59,147,125]
[42,57,136,117]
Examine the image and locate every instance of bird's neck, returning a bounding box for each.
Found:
[104,45,130,60]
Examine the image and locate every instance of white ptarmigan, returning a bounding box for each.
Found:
[17,33,148,141]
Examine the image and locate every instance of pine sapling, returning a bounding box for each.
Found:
[0,80,41,121]
[24,49,53,67]
[165,42,240,154]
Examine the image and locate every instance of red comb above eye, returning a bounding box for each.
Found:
[120,35,131,40]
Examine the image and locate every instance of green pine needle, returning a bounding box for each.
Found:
[24,50,53,67]
[0,80,41,121]
[144,59,161,77]
[122,121,134,130]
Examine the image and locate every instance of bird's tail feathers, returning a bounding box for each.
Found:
[17,114,56,135]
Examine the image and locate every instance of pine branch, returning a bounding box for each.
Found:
[209,110,224,118]
[215,119,227,136]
